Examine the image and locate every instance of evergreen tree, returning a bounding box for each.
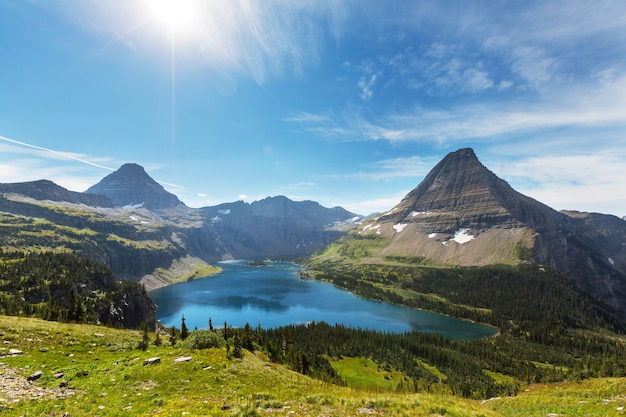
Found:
[232,334,243,359]
[180,315,189,341]
[169,325,177,346]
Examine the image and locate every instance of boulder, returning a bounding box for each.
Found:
[143,357,160,365]
[27,371,43,381]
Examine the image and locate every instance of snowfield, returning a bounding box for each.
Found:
[452,228,475,244]
[393,223,408,233]
[361,223,381,233]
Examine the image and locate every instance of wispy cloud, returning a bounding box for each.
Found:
[288,71,626,144]
[51,1,347,85]
[0,135,117,191]
[333,192,410,216]
[0,135,114,170]
[344,155,438,182]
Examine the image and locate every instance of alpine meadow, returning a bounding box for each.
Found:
[2,1,626,416]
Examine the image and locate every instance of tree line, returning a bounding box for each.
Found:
[0,250,152,328]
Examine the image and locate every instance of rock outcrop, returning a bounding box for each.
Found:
[86,163,183,210]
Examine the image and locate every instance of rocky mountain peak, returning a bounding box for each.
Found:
[383,148,558,232]
[86,163,183,210]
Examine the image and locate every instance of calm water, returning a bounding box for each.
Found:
[151,260,496,339]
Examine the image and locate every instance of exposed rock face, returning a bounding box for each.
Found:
[382,148,560,232]
[86,163,183,210]
[101,287,157,329]
[340,148,626,314]
[203,196,358,258]
[0,180,112,207]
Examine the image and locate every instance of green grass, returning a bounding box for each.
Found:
[1,315,625,416]
[0,315,501,416]
[416,358,447,381]
[485,378,626,417]
[328,356,410,390]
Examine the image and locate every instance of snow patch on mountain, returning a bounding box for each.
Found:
[452,228,475,244]
[393,223,408,233]
[408,211,431,218]
[361,223,380,233]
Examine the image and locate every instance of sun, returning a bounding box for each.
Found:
[147,0,197,33]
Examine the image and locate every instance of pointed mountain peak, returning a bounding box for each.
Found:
[115,163,152,179]
[86,163,183,210]
[380,148,558,232]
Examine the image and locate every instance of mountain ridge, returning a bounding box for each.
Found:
[86,163,184,210]
[1,155,624,314]
[0,164,359,288]
[314,148,626,314]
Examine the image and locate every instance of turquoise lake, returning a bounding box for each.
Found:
[151,260,497,339]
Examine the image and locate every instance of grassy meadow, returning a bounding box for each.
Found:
[1,315,625,416]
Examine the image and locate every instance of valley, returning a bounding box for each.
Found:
[0,149,625,415]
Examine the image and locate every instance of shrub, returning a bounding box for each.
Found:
[182,330,225,350]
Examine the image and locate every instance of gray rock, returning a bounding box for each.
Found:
[27,371,43,381]
[143,357,160,365]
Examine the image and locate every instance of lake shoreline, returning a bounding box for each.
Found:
[151,260,497,339]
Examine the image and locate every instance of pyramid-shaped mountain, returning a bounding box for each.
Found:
[381,148,561,231]
[324,148,626,313]
[86,163,183,210]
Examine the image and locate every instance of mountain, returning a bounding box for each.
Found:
[86,163,183,210]
[315,148,626,314]
[0,164,358,290]
[202,196,359,258]
[0,179,112,207]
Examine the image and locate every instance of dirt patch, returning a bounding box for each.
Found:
[0,363,76,404]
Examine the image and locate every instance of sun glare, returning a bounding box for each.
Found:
[148,0,196,33]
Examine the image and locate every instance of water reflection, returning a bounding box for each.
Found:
[151,260,496,339]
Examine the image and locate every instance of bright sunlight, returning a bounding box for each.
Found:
[147,0,197,33]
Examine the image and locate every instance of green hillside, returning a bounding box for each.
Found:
[2,316,626,417]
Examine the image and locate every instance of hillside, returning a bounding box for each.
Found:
[2,316,626,417]
[311,148,626,315]
[0,164,358,289]
[0,251,155,329]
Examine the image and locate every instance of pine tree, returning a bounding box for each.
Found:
[180,315,189,341]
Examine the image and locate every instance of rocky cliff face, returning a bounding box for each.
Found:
[333,148,626,314]
[202,196,358,258]
[86,163,183,210]
[382,148,561,232]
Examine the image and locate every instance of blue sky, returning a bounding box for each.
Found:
[1,1,625,217]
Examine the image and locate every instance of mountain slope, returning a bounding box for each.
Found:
[0,165,358,288]
[86,163,183,210]
[0,179,111,207]
[202,196,359,258]
[313,148,626,314]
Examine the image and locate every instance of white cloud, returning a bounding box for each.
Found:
[50,1,348,85]
[334,191,409,216]
[461,68,493,92]
[345,155,438,182]
[238,194,249,200]
[358,73,377,101]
